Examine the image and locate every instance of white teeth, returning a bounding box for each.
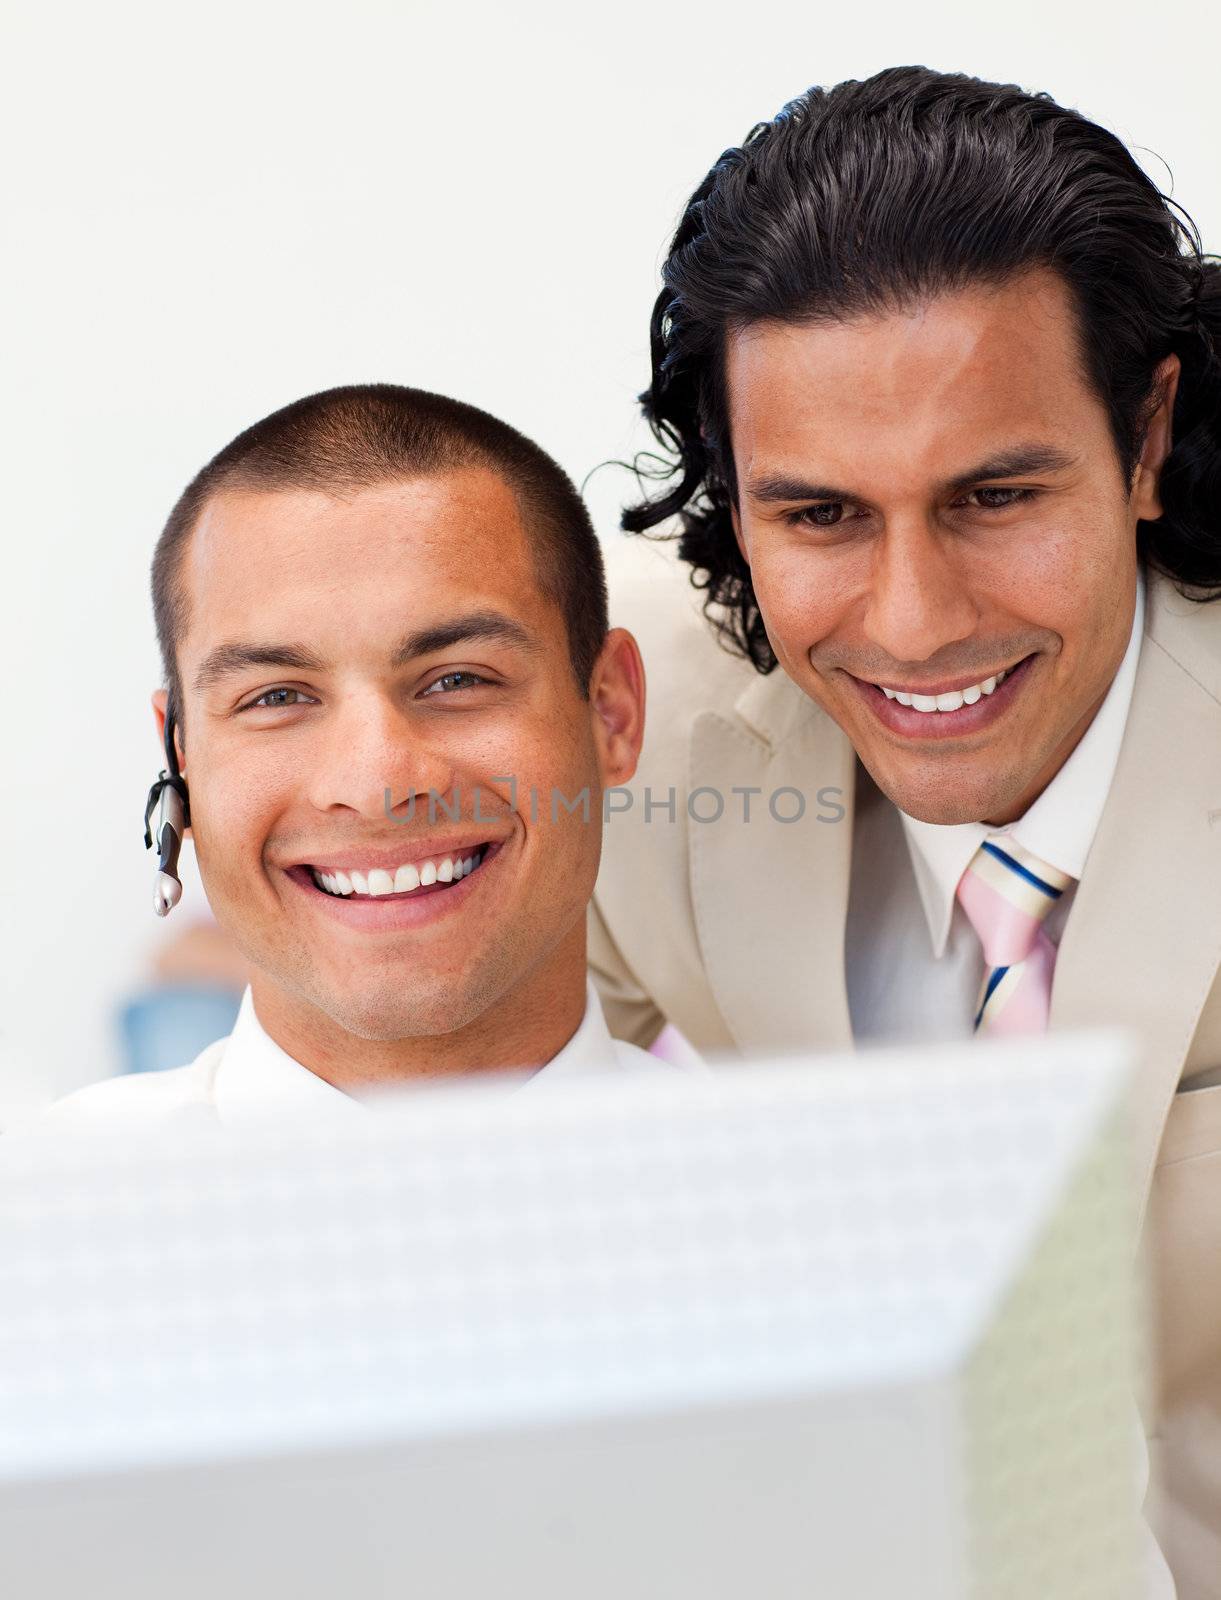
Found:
[313,848,484,898]
[880,664,1013,713]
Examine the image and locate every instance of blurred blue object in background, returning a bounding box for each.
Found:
[118,986,242,1076]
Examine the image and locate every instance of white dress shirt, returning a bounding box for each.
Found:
[31,979,675,1130]
[846,575,1145,1042]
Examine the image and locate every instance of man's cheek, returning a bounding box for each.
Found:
[756,555,833,637]
[194,804,267,889]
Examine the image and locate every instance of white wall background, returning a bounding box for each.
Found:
[3,0,1217,1117]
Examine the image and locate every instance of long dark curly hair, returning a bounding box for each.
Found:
[623,65,1221,673]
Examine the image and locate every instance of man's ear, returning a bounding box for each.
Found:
[1131,353,1181,522]
[589,628,646,789]
[150,689,192,840]
[151,689,186,775]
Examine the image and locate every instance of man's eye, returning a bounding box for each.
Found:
[791,502,847,527]
[966,487,1036,510]
[423,671,489,695]
[243,687,315,710]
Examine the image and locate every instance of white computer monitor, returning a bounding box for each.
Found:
[0,1029,1142,1599]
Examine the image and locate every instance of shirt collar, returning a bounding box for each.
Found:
[898,572,1146,958]
[211,979,618,1121]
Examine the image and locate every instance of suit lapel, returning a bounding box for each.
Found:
[687,668,857,1054]
[1050,582,1221,1205]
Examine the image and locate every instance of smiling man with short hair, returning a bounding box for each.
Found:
[47,382,654,1121]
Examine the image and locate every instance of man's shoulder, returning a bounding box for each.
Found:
[604,536,760,732]
[1146,575,1221,706]
[17,1039,226,1135]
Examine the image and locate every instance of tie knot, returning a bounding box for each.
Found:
[956,838,1074,967]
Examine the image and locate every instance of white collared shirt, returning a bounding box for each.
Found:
[30,980,676,1131]
[846,576,1145,1041]
[211,980,666,1122]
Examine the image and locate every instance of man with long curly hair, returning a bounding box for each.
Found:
[591,67,1221,1594]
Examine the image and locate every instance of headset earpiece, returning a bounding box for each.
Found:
[143,690,191,917]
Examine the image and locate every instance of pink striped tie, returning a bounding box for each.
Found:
[956,839,1074,1035]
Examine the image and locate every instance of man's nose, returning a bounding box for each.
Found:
[305,696,456,823]
[860,517,978,666]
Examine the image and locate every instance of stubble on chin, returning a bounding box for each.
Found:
[274,940,522,1045]
[873,753,1032,827]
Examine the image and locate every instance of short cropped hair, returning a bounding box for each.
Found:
[625,65,1221,673]
[152,384,608,713]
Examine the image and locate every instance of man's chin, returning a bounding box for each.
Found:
[315,984,485,1044]
[246,954,483,1046]
[890,794,1000,827]
[862,753,1029,829]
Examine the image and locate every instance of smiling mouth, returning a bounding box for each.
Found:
[860,654,1036,713]
[299,844,495,901]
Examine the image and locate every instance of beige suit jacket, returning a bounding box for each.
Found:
[590,541,1221,1598]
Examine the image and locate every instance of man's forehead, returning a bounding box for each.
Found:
[728,272,1087,417]
[189,468,528,566]
[726,273,1095,487]
[178,469,552,663]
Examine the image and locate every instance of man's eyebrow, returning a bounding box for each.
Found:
[746,473,857,505]
[745,446,1079,506]
[192,643,328,692]
[189,614,540,692]
[390,610,542,666]
[943,444,1078,492]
